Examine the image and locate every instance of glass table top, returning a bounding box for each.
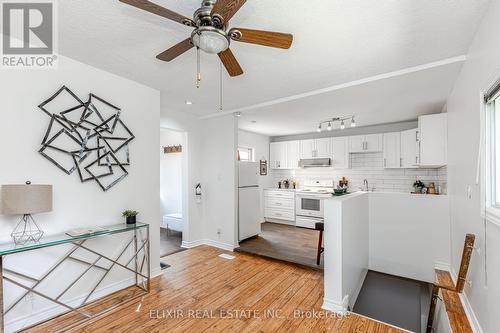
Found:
[0,222,149,255]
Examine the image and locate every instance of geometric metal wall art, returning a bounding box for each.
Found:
[38,86,135,191]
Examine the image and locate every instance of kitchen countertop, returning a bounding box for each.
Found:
[264,188,297,191]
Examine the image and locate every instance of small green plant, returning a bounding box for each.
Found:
[413,180,425,188]
[122,210,139,218]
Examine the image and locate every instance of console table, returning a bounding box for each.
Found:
[0,222,150,332]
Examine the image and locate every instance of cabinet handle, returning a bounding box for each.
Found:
[415,156,418,164]
[276,202,282,206]
[275,213,282,216]
[384,158,386,167]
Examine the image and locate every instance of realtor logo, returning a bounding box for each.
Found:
[1,1,58,68]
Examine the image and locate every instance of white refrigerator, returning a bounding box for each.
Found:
[238,162,262,241]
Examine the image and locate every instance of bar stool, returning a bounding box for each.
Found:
[315,222,324,265]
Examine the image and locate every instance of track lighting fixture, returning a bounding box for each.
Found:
[316,115,355,132]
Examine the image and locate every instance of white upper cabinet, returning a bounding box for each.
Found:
[349,134,383,153]
[418,113,447,167]
[300,138,331,159]
[401,128,419,168]
[383,132,401,168]
[365,134,383,152]
[299,139,315,159]
[286,141,300,169]
[270,141,300,170]
[270,142,286,169]
[315,138,332,158]
[332,137,349,169]
[349,135,365,153]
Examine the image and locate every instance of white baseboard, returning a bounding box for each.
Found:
[348,269,368,309]
[449,269,484,333]
[321,296,348,314]
[6,273,147,332]
[182,239,235,252]
[434,261,451,272]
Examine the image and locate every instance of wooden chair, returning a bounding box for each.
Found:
[315,222,324,265]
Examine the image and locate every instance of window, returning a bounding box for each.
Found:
[484,81,500,219]
[238,146,254,162]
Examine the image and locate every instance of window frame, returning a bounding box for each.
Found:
[484,88,500,225]
[238,146,255,162]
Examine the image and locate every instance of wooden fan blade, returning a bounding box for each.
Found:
[218,48,243,77]
[156,39,193,62]
[211,0,246,25]
[119,0,195,26]
[229,28,293,49]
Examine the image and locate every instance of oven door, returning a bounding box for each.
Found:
[295,194,324,218]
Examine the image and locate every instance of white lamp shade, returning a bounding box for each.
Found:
[1,184,52,215]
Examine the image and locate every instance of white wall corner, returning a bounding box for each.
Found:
[151,266,163,278]
[434,261,452,272]
[450,269,484,333]
[322,295,349,314]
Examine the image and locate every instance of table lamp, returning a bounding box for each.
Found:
[1,181,52,245]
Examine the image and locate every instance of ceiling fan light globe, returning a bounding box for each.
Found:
[192,29,229,54]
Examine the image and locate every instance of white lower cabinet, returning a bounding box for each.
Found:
[264,190,295,224]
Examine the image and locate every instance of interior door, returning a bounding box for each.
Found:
[383,132,401,168]
[401,128,419,168]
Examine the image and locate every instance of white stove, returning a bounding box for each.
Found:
[295,180,335,229]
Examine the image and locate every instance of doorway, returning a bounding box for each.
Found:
[160,128,186,261]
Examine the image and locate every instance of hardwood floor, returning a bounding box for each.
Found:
[25,246,404,333]
[436,270,472,333]
[237,222,323,269]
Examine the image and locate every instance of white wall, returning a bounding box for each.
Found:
[323,192,450,314]
[446,0,500,331]
[369,193,451,282]
[202,116,238,248]
[323,192,369,313]
[160,129,184,217]
[161,100,238,250]
[0,55,160,331]
[160,104,204,244]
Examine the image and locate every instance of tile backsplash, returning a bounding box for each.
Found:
[272,152,447,194]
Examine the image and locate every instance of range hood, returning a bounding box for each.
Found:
[299,158,331,168]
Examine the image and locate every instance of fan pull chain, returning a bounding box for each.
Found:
[196,47,201,88]
[219,61,223,111]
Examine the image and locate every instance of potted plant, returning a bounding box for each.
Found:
[122,210,139,224]
[413,180,425,194]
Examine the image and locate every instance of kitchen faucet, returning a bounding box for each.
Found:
[363,179,369,191]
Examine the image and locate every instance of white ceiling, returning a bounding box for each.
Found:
[59,0,490,134]
[238,61,463,136]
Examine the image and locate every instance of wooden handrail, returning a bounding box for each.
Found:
[426,233,475,333]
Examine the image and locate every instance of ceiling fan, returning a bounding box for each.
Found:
[119,0,293,77]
